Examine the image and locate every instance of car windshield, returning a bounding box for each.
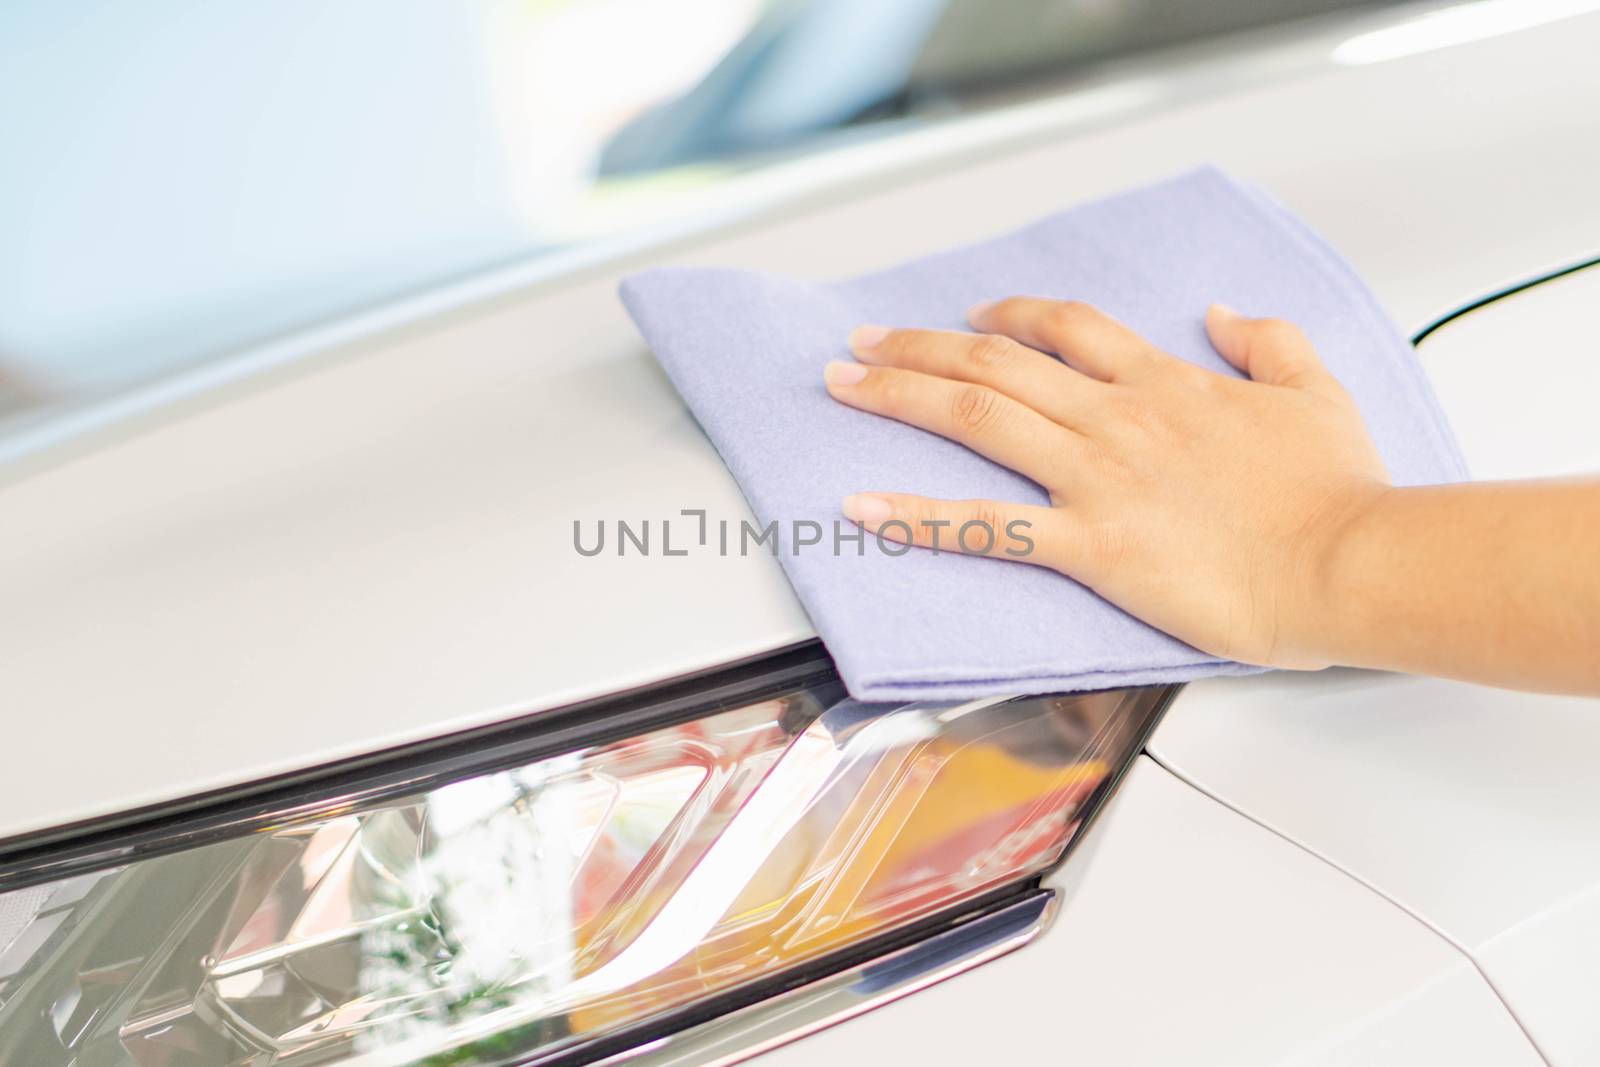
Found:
[0,0,1399,442]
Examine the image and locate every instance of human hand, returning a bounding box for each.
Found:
[823,299,1391,669]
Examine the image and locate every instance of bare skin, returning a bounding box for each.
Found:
[822,298,1600,696]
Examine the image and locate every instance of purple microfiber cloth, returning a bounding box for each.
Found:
[620,166,1469,700]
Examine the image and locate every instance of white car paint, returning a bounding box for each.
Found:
[2,5,1599,1064]
[1148,267,1600,1065]
[1423,267,1600,481]
[4,4,1599,845]
[759,758,1542,1066]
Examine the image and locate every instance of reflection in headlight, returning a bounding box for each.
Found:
[0,682,1164,1066]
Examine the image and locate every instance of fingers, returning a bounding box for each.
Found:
[849,324,1106,430]
[824,361,1084,491]
[1205,304,1337,393]
[959,297,1337,394]
[969,298,1161,383]
[840,492,1068,569]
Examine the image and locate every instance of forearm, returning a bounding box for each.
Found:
[1308,480,1600,693]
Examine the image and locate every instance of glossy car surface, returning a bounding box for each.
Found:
[3,3,1599,1063]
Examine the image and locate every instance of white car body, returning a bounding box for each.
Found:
[4,3,1600,1064]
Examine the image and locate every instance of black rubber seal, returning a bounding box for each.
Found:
[1411,253,1600,346]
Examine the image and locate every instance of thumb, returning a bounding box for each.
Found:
[1205,304,1333,392]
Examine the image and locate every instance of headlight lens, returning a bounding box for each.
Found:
[0,659,1167,1066]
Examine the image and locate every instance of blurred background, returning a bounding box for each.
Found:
[0,0,1403,436]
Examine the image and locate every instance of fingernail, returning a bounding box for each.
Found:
[842,493,893,525]
[1209,302,1241,322]
[824,360,869,386]
[967,300,996,322]
[849,325,890,353]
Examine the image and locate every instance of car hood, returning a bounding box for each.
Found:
[5,6,1600,844]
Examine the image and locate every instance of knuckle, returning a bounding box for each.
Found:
[1047,300,1096,332]
[1277,367,1317,391]
[1110,395,1157,434]
[1083,518,1133,572]
[1255,317,1305,346]
[1176,360,1223,393]
[1083,438,1130,480]
[950,384,1004,434]
[969,501,1005,538]
[1324,378,1357,406]
[1078,437,1111,472]
[878,328,916,359]
[966,333,1013,370]
[869,367,904,406]
[910,497,946,534]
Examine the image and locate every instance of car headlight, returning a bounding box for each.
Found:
[0,645,1169,1066]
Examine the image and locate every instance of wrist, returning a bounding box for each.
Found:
[1277,478,1399,669]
